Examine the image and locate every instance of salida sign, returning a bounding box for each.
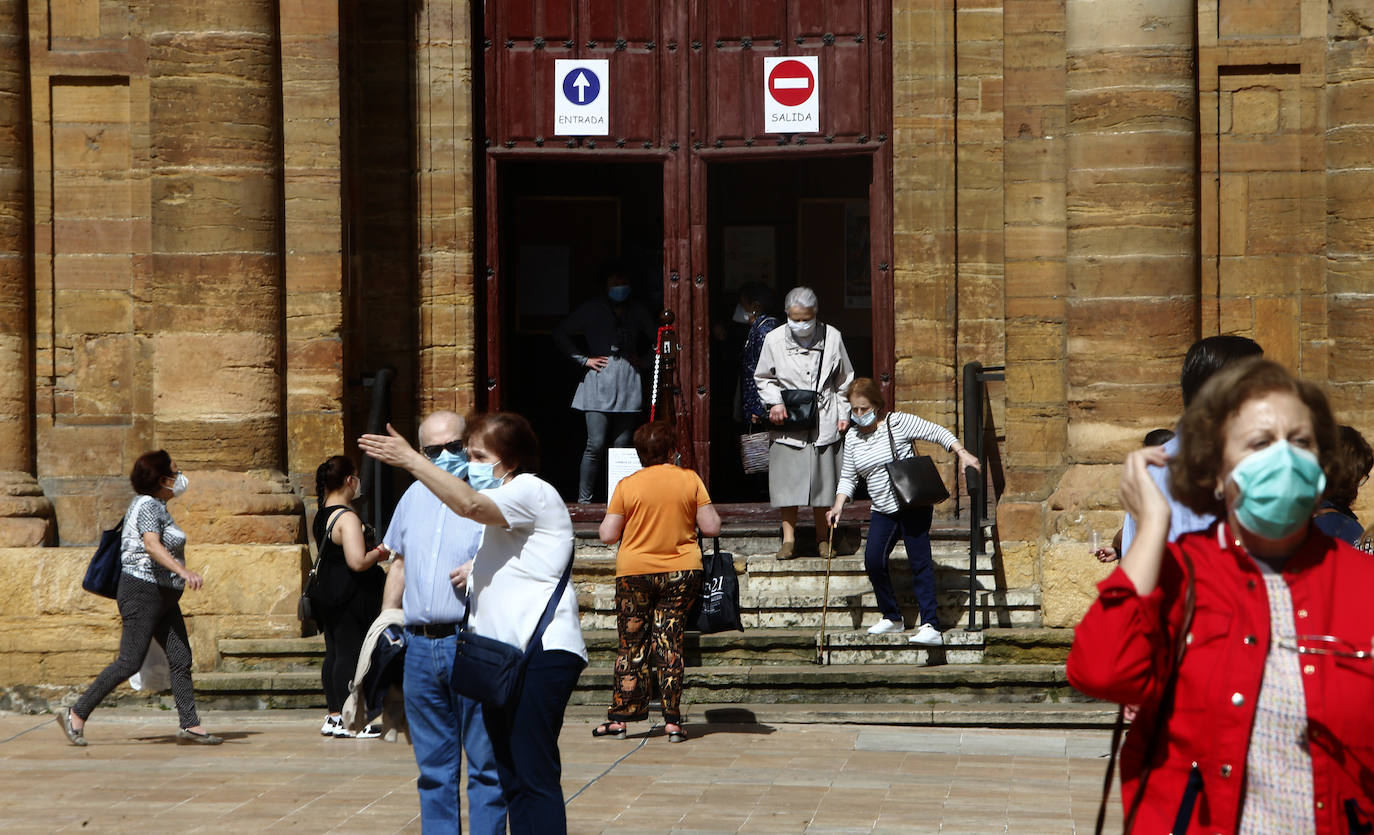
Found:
[554,59,609,136]
[763,56,819,134]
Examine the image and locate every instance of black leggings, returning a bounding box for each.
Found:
[317,597,377,713]
[74,573,200,729]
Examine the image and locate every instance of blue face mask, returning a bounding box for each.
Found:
[851,410,877,428]
[608,285,631,303]
[467,461,506,491]
[434,449,468,480]
[1228,439,1326,540]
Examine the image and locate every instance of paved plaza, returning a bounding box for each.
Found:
[0,706,1120,833]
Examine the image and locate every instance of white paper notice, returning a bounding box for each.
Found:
[607,447,642,501]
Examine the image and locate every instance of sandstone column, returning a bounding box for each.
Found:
[144,2,300,544]
[0,0,53,545]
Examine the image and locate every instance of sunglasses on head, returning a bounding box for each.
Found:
[422,440,464,460]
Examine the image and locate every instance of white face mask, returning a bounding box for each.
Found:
[787,318,816,340]
[170,473,189,497]
[732,303,751,325]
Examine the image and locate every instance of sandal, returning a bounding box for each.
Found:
[592,722,626,739]
[665,723,687,743]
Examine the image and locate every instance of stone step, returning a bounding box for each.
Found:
[218,626,1072,674]
[190,662,1083,711]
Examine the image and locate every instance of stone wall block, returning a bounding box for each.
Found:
[1040,541,1114,627]
[150,174,279,253]
[152,331,278,420]
[1065,0,1194,50]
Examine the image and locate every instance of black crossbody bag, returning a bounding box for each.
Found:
[450,559,573,708]
[779,324,826,431]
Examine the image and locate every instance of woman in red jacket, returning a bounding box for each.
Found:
[1068,358,1374,834]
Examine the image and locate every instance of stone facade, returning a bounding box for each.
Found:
[0,0,1371,694]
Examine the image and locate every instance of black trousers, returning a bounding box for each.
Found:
[482,645,586,834]
[316,595,377,713]
[74,573,200,729]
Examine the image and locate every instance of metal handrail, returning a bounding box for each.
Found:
[962,362,1004,631]
[358,367,395,535]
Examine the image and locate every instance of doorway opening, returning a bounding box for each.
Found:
[706,155,875,502]
[496,161,665,503]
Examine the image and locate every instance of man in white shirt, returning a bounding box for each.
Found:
[381,411,505,834]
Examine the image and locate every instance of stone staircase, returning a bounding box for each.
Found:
[190,526,1097,723]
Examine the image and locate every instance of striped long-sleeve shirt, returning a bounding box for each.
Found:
[836,411,959,514]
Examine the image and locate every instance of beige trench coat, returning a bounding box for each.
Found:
[752,323,855,449]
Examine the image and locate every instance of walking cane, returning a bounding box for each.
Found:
[816,521,838,666]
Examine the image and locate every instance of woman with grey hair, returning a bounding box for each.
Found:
[753,286,855,559]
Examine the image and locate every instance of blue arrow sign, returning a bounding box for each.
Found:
[562,67,600,105]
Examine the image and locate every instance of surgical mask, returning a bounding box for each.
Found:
[1227,440,1326,540]
[732,303,751,325]
[851,411,877,428]
[435,448,469,480]
[608,285,631,303]
[787,318,816,340]
[467,461,506,491]
[170,473,189,497]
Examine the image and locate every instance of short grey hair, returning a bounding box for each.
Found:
[784,286,818,313]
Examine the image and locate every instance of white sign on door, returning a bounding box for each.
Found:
[555,59,610,136]
[763,56,819,134]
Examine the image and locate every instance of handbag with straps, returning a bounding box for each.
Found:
[778,324,826,431]
[449,558,573,709]
[1094,551,1199,835]
[297,508,349,622]
[882,415,950,507]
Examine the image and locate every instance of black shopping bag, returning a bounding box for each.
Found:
[693,538,743,634]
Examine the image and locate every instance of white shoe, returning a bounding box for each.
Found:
[909,624,943,646]
[321,715,342,736]
[867,618,905,635]
[355,724,383,740]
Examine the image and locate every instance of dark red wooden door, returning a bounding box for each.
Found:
[480,1,893,484]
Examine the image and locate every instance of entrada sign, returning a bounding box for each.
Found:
[554,59,609,136]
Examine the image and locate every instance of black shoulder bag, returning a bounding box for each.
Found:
[882,415,950,507]
[450,558,574,708]
[1094,551,1198,835]
[779,325,826,431]
[297,509,349,622]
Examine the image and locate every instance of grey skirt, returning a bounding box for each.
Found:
[768,441,840,508]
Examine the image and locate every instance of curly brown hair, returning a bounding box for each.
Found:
[632,421,677,466]
[464,412,540,475]
[1169,357,1339,517]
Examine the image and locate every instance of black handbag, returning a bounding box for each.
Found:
[882,415,950,506]
[449,559,573,708]
[691,538,744,634]
[82,521,125,599]
[299,509,349,621]
[778,325,826,431]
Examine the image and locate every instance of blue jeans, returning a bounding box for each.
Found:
[482,644,586,834]
[865,505,938,627]
[404,632,507,835]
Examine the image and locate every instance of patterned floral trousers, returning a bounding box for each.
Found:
[609,569,702,724]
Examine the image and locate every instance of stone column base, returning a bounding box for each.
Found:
[0,472,55,547]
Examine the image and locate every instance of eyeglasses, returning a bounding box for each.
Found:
[1274,635,1372,661]
[422,440,464,460]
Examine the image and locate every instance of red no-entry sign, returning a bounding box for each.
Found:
[767,59,816,107]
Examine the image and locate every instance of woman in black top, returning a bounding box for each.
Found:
[311,456,389,737]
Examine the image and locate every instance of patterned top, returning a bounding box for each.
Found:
[120,494,187,589]
[740,313,780,422]
[1238,559,1315,835]
[836,412,958,515]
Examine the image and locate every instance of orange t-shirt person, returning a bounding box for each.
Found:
[606,464,712,577]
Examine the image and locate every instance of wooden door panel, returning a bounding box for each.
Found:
[706,50,748,141]
[615,50,659,143]
[827,44,869,136]
[498,49,541,140]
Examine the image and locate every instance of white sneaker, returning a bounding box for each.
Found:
[355,724,383,739]
[909,624,944,646]
[321,715,342,736]
[867,618,905,635]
